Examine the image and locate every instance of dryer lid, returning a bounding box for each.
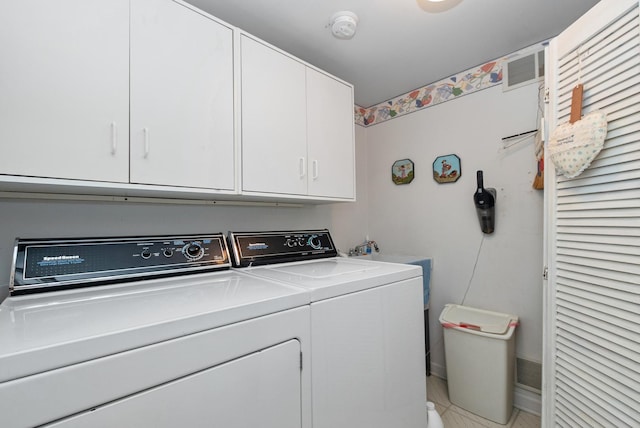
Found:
[243,258,422,301]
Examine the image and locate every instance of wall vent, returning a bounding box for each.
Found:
[503,48,545,91]
[516,357,542,392]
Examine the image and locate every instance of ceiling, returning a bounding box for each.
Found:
[186,0,600,107]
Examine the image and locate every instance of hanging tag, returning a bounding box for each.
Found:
[570,84,584,124]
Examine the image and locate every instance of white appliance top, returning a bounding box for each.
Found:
[360,254,428,264]
[0,270,309,383]
[242,257,422,301]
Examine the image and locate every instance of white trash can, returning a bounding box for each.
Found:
[439,304,518,424]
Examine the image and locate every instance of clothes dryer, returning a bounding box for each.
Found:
[229,230,427,428]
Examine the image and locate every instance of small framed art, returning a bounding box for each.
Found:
[433,154,461,183]
[392,159,414,185]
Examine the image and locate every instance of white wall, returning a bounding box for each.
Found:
[0,126,369,299]
[364,84,544,374]
[0,82,542,377]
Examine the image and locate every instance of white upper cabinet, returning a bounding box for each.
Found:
[240,35,308,196]
[130,0,234,190]
[0,1,354,202]
[240,35,355,201]
[306,68,355,200]
[0,0,130,183]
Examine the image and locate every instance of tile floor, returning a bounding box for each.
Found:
[426,375,541,428]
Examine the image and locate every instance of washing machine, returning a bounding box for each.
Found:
[229,229,427,428]
[0,233,312,428]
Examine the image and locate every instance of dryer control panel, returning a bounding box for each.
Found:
[10,234,230,295]
[229,230,337,267]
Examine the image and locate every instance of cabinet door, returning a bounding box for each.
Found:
[0,0,129,182]
[45,340,302,428]
[306,69,356,199]
[130,0,234,190]
[241,36,308,195]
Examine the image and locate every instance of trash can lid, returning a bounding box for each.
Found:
[439,304,518,335]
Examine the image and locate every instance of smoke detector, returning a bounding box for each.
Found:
[330,11,358,40]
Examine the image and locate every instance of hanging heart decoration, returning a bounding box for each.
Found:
[548,110,607,179]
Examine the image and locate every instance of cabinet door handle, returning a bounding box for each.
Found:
[299,157,306,178]
[110,122,117,155]
[312,160,319,180]
[143,128,150,158]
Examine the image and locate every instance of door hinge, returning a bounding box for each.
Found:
[543,266,548,280]
[300,351,303,370]
[544,87,550,103]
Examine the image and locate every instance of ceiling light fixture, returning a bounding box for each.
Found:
[329,11,359,40]
[417,0,463,13]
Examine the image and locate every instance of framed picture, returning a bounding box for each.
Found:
[392,159,414,185]
[433,154,461,183]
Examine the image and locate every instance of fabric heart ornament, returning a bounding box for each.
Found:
[548,110,608,178]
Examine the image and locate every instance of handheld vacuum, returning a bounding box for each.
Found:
[473,170,496,234]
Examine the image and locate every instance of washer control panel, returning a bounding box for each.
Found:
[10,234,230,295]
[228,229,337,267]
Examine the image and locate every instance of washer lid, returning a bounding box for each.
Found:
[0,271,309,383]
[243,258,422,301]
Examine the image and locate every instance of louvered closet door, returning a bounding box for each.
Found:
[545,1,640,427]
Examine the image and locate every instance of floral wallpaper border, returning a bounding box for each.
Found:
[354,57,505,127]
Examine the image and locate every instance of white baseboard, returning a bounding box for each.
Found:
[427,362,541,416]
[513,386,541,416]
[429,361,446,379]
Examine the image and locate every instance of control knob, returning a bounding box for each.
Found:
[285,239,297,247]
[182,241,205,261]
[307,235,322,250]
